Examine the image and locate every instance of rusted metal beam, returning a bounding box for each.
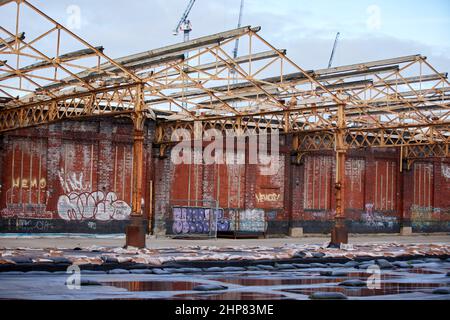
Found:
[114,26,261,65]
[43,54,185,91]
[147,65,399,104]
[0,46,105,82]
[316,79,373,92]
[126,83,147,248]
[47,25,262,92]
[0,97,13,103]
[21,0,141,83]
[330,103,348,246]
[152,49,286,79]
[0,83,139,132]
[0,0,15,6]
[0,0,448,171]
[0,32,25,50]
[315,54,423,75]
[403,143,449,159]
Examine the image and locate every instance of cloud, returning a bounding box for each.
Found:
[227,1,450,72]
[2,0,449,73]
[274,34,450,72]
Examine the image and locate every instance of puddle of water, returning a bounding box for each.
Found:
[346,272,400,279]
[214,273,398,286]
[103,281,201,292]
[173,292,289,300]
[215,277,340,286]
[284,282,447,297]
[100,267,448,299]
[408,268,445,275]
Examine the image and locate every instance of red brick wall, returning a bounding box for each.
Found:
[1,137,48,218]
[111,143,134,204]
[298,149,405,230]
[0,136,3,204]
[434,160,450,210]
[291,160,304,222]
[412,162,434,208]
[406,159,450,230]
[345,158,365,210]
[0,121,449,234]
[373,159,397,211]
[303,155,333,211]
[0,119,153,227]
[254,156,284,210]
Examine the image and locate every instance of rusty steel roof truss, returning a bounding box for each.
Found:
[0,0,448,161]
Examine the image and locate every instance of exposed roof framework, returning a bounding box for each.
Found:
[0,0,449,161]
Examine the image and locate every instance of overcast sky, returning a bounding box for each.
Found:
[3,0,450,72]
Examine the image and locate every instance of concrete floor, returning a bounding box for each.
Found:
[1,234,449,300]
[1,263,449,300]
[0,234,449,249]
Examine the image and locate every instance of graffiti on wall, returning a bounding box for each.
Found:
[11,178,47,190]
[310,211,332,221]
[0,205,51,219]
[361,203,396,228]
[1,177,51,219]
[57,169,131,221]
[228,209,266,232]
[411,205,443,222]
[217,209,230,232]
[411,205,450,230]
[57,192,131,221]
[16,219,54,232]
[442,164,450,179]
[255,192,281,203]
[171,207,219,234]
[171,207,266,234]
[58,169,91,194]
[0,138,51,219]
[266,210,278,220]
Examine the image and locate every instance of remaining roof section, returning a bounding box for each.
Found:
[0,0,449,142]
[0,0,140,105]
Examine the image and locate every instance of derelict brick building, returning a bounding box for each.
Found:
[0,118,448,235]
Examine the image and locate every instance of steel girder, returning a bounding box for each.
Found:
[0,0,448,162]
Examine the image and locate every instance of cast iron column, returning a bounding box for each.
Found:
[126,84,147,248]
[330,103,348,246]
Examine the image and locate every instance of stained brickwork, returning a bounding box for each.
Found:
[0,119,449,234]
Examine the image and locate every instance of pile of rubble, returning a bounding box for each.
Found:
[1,243,449,268]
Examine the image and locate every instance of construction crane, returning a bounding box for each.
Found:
[231,0,245,81]
[328,32,340,68]
[173,0,197,42]
[232,0,245,59]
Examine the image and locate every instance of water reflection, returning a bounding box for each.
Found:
[215,272,399,286]
[104,281,200,292]
[284,282,447,297]
[174,292,289,300]
[100,263,450,300]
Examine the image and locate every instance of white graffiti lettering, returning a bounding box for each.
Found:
[255,193,281,203]
[57,191,131,221]
[442,164,450,179]
[57,170,131,221]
